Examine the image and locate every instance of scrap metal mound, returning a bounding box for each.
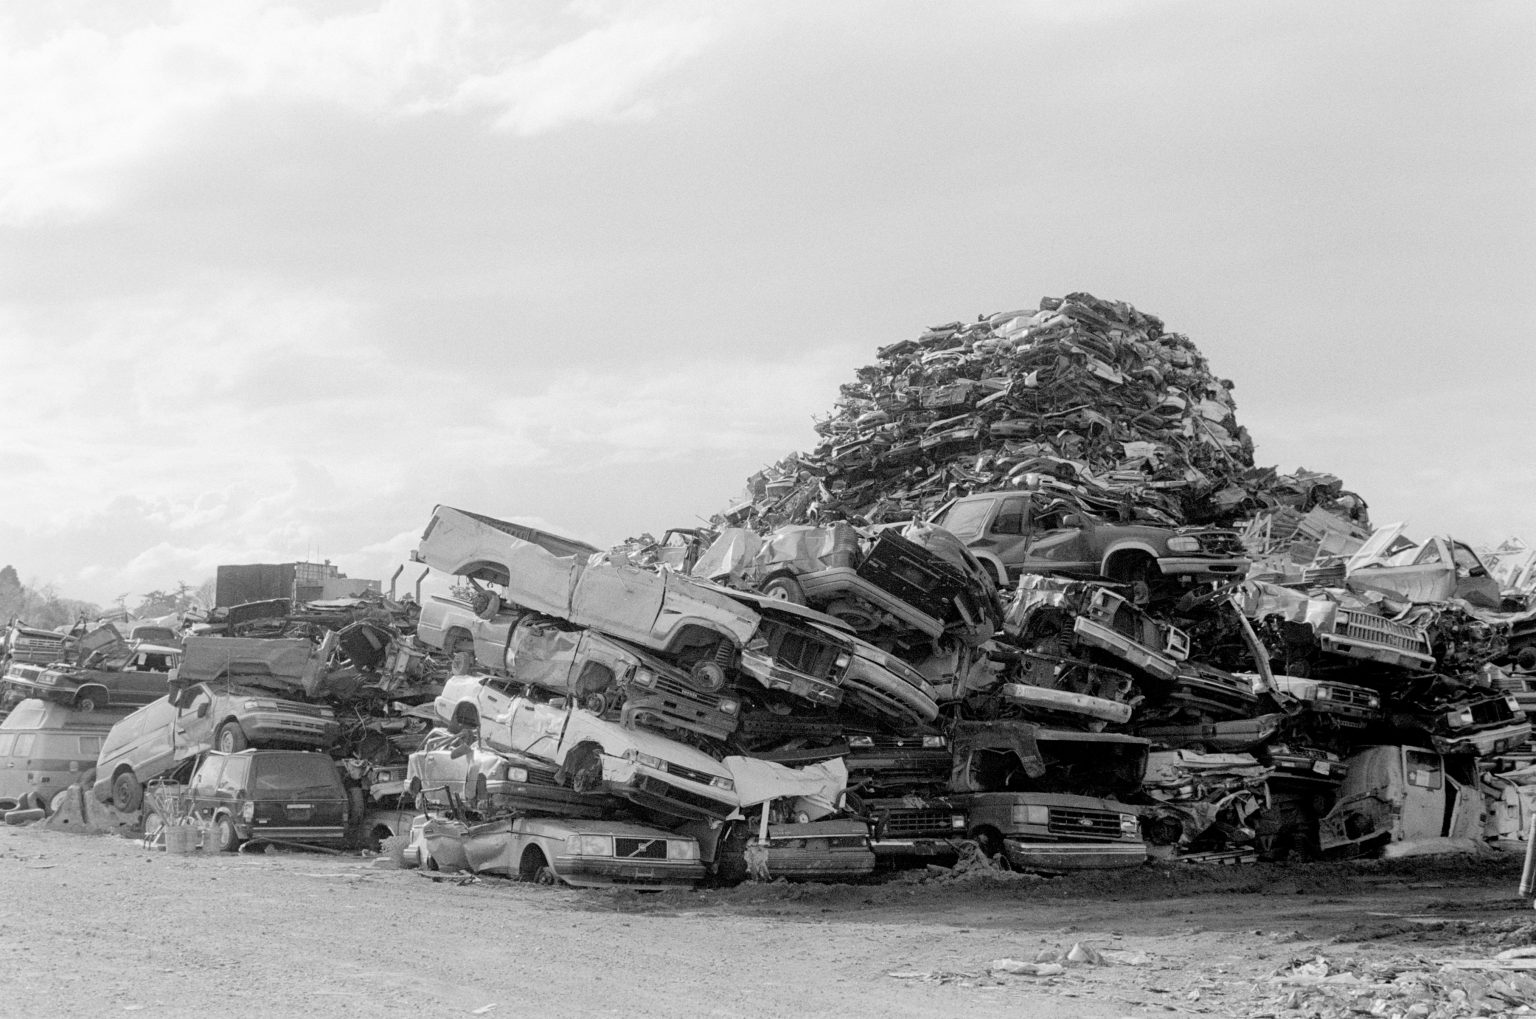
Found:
[728,292,1365,531]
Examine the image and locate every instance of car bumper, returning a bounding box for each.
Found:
[1430,721,1533,757]
[1156,557,1250,579]
[603,758,737,820]
[1002,838,1147,872]
[869,837,962,859]
[1317,634,1436,671]
[551,856,705,889]
[1074,620,1180,681]
[758,847,876,880]
[243,713,339,749]
[243,823,348,845]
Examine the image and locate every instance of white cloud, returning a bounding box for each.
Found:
[0,1,727,222]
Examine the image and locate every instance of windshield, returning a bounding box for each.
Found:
[250,755,341,796]
[937,499,996,538]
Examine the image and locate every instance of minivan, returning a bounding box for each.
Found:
[0,699,126,803]
[93,681,339,813]
[159,749,350,851]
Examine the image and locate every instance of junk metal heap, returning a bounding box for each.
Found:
[725,291,1364,534]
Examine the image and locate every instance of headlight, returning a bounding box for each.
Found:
[505,767,528,783]
[670,840,699,861]
[834,653,852,671]
[1507,696,1522,712]
[623,749,667,772]
[922,736,947,749]
[717,697,740,716]
[1314,686,1332,701]
[37,674,58,685]
[241,802,255,821]
[243,700,279,710]
[1455,710,1475,726]
[1166,536,1201,553]
[1367,695,1381,709]
[1120,814,1140,835]
[566,835,612,856]
[710,776,734,792]
[847,735,875,748]
[1012,805,1050,826]
[631,670,658,689]
[950,815,966,830]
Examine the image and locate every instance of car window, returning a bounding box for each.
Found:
[1450,542,1485,574]
[939,499,996,537]
[992,497,1029,536]
[1412,542,1447,566]
[217,756,250,795]
[78,736,103,756]
[13,734,34,756]
[0,734,15,755]
[1404,748,1443,790]
[190,758,223,796]
[251,755,339,795]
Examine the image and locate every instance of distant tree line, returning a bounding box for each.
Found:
[1,565,215,631]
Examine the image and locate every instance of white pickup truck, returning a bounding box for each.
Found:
[414,593,517,673]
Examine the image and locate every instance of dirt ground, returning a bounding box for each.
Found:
[3,825,1535,1019]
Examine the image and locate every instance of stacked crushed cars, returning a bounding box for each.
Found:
[8,291,1536,890]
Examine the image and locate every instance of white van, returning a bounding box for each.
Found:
[0,699,125,803]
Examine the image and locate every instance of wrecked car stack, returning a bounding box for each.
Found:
[16,290,1536,889]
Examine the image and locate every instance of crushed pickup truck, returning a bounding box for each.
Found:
[2,624,179,712]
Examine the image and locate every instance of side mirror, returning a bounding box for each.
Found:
[1061,514,1082,528]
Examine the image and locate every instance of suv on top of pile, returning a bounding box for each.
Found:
[928,490,1249,590]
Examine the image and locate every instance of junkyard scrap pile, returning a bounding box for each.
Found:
[6,292,1536,898]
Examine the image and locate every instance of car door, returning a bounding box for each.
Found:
[501,698,569,763]
[1398,748,1451,839]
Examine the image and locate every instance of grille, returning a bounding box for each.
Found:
[761,624,841,679]
[1465,697,1517,728]
[636,774,723,812]
[1337,610,1431,655]
[1324,685,1378,710]
[878,808,955,837]
[614,836,668,860]
[650,673,723,709]
[1046,806,1123,840]
[665,762,720,787]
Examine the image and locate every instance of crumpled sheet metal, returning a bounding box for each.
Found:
[716,293,1364,538]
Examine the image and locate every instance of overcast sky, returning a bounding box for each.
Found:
[1,0,1532,608]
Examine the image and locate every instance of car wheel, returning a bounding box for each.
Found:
[971,827,1003,859]
[75,693,100,713]
[761,576,807,605]
[111,772,143,813]
[143,811,165,841]
[215,722,249,754]
[564,746,603,794]
[533,865,559,886]
[211,816,241,853]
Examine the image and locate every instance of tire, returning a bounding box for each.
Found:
[564,745,604,794]
[761,576,807,605]
[215,721,249,754]
[971,827,1004,860]
[143,811,165,840]
[533,865,559,886]
[75,693,101,713]
[211,815,241,853]
[519,846,547,882]
[111,771,143,813]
